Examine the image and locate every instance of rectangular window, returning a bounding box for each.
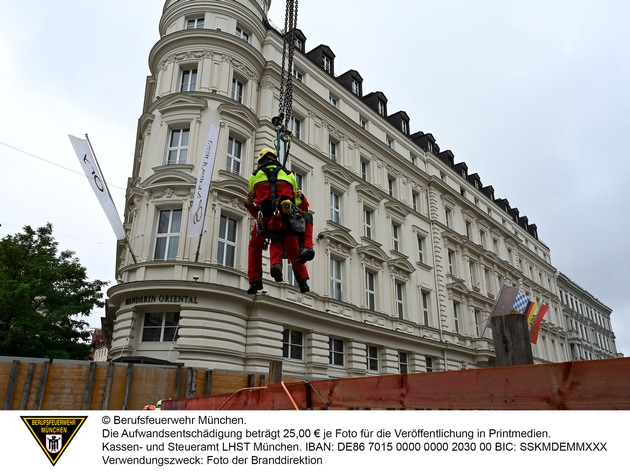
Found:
[226,136,242,175]
[141,312,180,342]
[286,263,299,287]
[421,291,430,325]
[386,136,394,148]
[417,236,425,263]
[186,17,204,29]
[328,338,345,366]
[448,250,456,275]
[329,94,338,107]
[293,67,304,82]
[231,78,244,103]
[351,79,360,95]
[359,116,368,130]
[328,140,337,162]
[366,345,379,372]
[365,271,375,310]
[167,128,189,164]
[401,121,408,134]
[388,177,395,197]
[395,282,404,319]
[445,208,453,228]
[282,328,303,360]
[330,258,342,301]
[469,261,478,287]
[425,356,434,372]
[363,208,373,239]
[322,55,331,73]
[154,209,182,260]
[360,159,369,181]
[453,301,462,334]
[330,191,341,224]
[235,26,250,42]
[180,68,197,92]
[377,100,385,116]
[480,230,487,249]
[466,221,472,239]
[217,215,237,267]
[398,352,409,374]
[392,224,400,252]
[291,116,302,139]
[474,309,482,337]
[412,192,419,212]
[294,171,304,192]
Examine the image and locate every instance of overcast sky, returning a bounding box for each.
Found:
[1,0,628,357]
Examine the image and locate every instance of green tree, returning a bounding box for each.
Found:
[0,223,106,359]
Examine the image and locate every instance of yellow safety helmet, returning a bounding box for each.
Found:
[258,147,277,161]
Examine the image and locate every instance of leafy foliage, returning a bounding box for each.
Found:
[0,223,106,359]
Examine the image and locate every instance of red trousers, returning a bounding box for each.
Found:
[248,223,309,283]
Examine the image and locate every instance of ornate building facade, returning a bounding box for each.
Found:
[105,0,619,377]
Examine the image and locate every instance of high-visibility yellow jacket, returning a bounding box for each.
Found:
[248,164,302,207]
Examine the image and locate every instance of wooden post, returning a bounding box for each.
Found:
[34,359,51,410]
[268,361,282,385]
[102,362,115,410]
[204,370,213,395]
[20,363,35,409]
[491,313,534,366]
[83,362,97,409]
[122,363,133,410]
[3,360,20,410]
[185,368,196,398]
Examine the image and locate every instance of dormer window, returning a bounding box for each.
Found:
[295,37,303,51]
[427,142,433,153]
[322,55,332,73]
[351,79,360,96]
[401,120,408,134]
[378,100,386,116]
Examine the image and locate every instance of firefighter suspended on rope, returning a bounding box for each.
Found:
[243,0,315,295]
[245,148,313,295]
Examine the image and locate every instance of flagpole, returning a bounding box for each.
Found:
[85,134,138,265]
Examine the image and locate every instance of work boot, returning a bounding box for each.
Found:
[270,264,283,282]
[247,281,263,294]
[298,280,310,293]
[297,247,315,264]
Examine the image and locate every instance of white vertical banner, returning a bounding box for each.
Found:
[68,135,126,241]
[188,123,220,237]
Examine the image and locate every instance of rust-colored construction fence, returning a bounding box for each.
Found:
[163,357,630,410]
[0,357,267,410]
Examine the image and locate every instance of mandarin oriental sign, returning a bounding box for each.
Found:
[124,294,198,305]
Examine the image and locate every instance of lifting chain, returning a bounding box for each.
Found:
[272,0,299,165]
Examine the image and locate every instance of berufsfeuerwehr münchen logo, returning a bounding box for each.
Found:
[21,416,87,466]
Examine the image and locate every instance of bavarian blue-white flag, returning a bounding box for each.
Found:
[512,292,530,314]
[68,135,126,241]
[188,123,219,237]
